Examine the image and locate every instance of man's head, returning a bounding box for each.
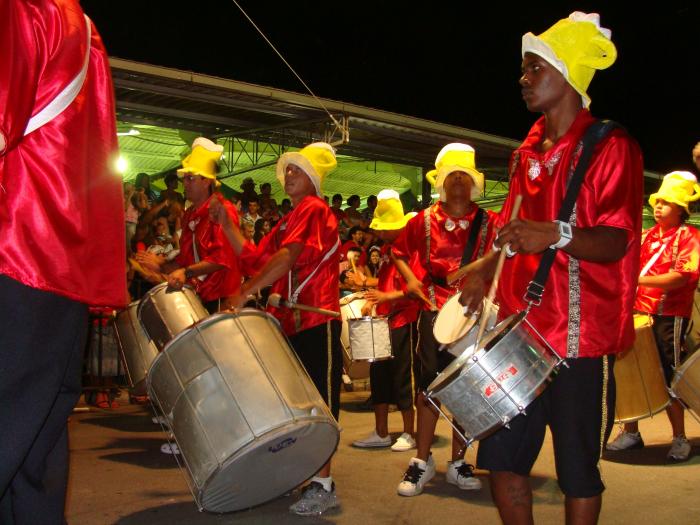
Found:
[369,189,416,244]
[426,143,484,203]
[240,177,256,193]
[347,195,361,209]
[348,226,364,244]
[521,12,617,109]
[275,142,337,200]
[366,195,377,210]
[649,171,700,225]
[260,182,272,195]
[346,246,362,264]
[177,137,222,205]
[164,171,179,190]
[248,198,260,216]
[332,194,343,208]
[241,220,255,241]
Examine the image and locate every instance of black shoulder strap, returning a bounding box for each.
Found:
[525,120,620,304]
[461,207,485,266]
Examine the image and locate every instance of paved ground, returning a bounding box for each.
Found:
[64,386,700,525]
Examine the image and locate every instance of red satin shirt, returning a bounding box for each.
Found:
[176,194,242,303]
[0,0,126,307]
[635,224,700,317]
[497,110,643,358]
[240,195,340,335]
[392,202,498,309]
[375,245,419,329]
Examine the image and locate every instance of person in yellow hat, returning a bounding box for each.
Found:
[136,137,242,314]
[391,143,499,497]
[210,141,342,516]
[459,12,644,524]
[607,171,700,460]
[351,189,419,452]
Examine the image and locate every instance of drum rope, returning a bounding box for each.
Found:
[229,0,345,139]
[598,355,610,462]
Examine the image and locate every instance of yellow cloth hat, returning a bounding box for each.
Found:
[522,12,617,108]
[177,137,223,186]
[425,143,484,202]
[649,171,700,212]
[276,142,337,197]
[369,189,417,230]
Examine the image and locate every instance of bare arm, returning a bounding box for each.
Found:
[209,197,245,255]
[235,243,304,304]
[498,219,629,263]
[639,271,689,291]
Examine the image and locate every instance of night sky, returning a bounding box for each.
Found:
[81,1,699,173]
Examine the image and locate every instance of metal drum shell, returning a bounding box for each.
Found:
[339,292,370,379]
[113,301,159,395]
[672,348,700,420]
[137,282,209,350]
[427,311,562,442]
[347,316,392,362]
[147,309,339,513]
[613,314,670,423]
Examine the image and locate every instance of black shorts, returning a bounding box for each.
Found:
[370,322,417,410]
[288,320,343,420]
[415,311,455,391]
[476,355,616,498]
[651,315,688,386]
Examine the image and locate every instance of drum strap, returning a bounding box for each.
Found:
[424,208,437,308]
[288,238,340,304]
[525,120,620,305]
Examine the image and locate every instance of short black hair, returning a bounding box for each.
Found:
[348,194,360,206]
[332,193,343,202]
[348,226,364,237]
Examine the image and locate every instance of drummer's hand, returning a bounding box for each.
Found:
[364,289,388,305]
[360,301,375,317]
[166,268,187,290]
[497,219,559,255]
[135,251,164,272]
[347,270,367,288]
[227,290,250,310]
[208,197,231,227]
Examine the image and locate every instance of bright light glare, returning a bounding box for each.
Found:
[116,156,128,174]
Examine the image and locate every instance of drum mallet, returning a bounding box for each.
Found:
[268,293,341,318]
[476,195,523,344]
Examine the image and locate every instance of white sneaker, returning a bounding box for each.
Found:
[446,459,482,490]
[352,430,391,448]
[391,432,417,452]
[160,442,180,455]
[606,430,644,451]
[289,481,339,516]
[667,435,691,461]
[397,455,435,496]
[151,414,168,426]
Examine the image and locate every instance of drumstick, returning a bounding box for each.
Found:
[475,195,523,344]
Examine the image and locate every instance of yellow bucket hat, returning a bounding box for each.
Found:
[522,11,617,108]
[369,189,417,230]
[177,137,223,186]
[425,143,484,202]
[649,171,700,212]
[276,142,337,197]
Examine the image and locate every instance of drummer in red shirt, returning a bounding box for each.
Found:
[392,143,498,497]
[210,142,341,516]
[137,137,242,313]
[607,171,700,461]
[351,190,419,452]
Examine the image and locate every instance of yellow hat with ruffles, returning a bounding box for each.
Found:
[177,137,223,186]
[649,171,700,212]
[522,11,617,108]
[425,143,484,202]
[276,142,337,197]
[370,189,417,230]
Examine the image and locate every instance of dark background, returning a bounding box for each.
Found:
[81,1,699,173]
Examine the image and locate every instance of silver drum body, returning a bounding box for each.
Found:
[427,311,563,442]
[672,349,700,420]
[147,310,340,513]
[347,316,392,361]
[137,282,209,350]
[339,292,370,379]
[113,301,159,395]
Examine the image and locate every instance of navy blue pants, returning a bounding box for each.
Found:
[0,275,87,525]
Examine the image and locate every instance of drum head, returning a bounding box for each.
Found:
[433,293,479,344]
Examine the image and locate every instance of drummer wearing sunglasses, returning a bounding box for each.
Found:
[458,12,643,525]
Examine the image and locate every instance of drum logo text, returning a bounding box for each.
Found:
[484,365,519,397]
[269,437,297,453]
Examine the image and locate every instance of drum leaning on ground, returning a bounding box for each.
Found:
[137,282,210,350]
[147,310,340,513]
[347,316,392,361]
[672,349,700,420]
[339,292,370,379]
[113,301,159,395]
[613,314,670,423]
[427,311,563,443]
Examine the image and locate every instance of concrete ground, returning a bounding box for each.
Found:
[65,388,700,525]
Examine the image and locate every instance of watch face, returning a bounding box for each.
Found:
[559,221,572,239]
